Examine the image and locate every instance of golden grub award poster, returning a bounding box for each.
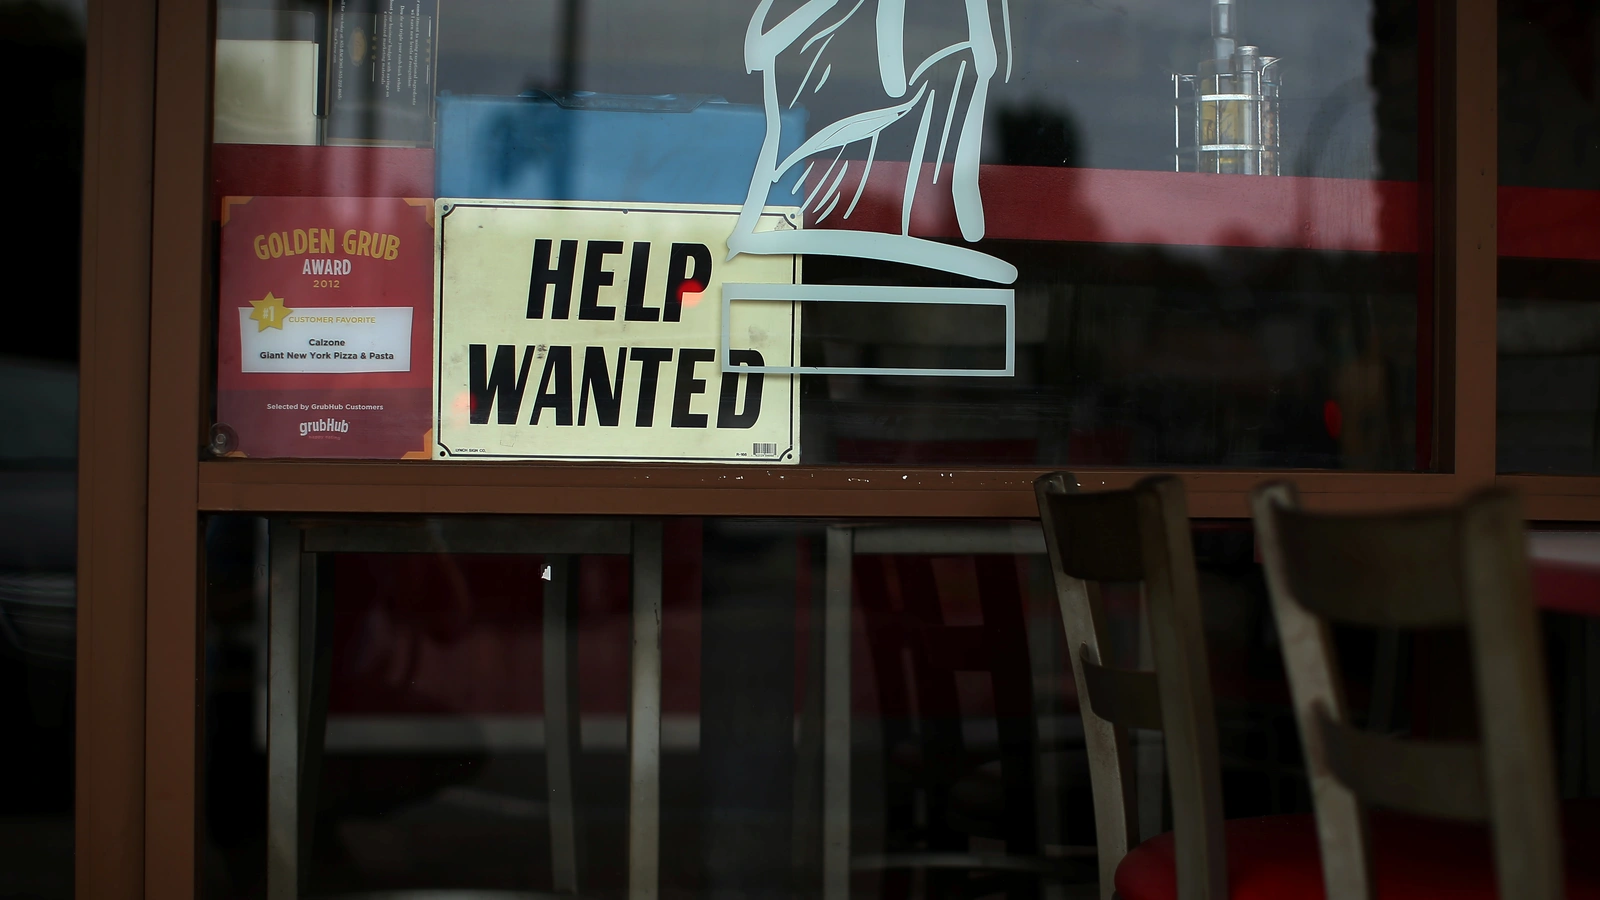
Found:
[434,200,801,464]
[215,196,435,458]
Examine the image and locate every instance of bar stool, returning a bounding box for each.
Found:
[804,522,1099,900]
[266,517,663,900]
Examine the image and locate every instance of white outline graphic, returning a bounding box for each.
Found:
[725,0,1021,363]
[724,282,1014,377]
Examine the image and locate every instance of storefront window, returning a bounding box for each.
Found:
[201,514,1308,897]
[209,0,1425,469]
[1497,0,1600,473]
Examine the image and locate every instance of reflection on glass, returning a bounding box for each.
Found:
[1497,0,1600,473]
[0,1,82,896]
[211,0,1424,468]
[201,515,1315,898]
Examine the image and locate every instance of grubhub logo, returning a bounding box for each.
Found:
[299,418,350,437]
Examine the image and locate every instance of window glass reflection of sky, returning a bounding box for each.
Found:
[437,0,1404,179]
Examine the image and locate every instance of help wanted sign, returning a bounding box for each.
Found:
[434,200,800,463]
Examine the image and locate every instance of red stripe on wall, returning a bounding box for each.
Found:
[211,145,1600,262]
[803,161,1421,254]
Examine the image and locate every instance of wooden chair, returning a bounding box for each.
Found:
[1035,473,1244,900]
[1035,474,1416,900]
[267,517,666,900]
[803,522,1093,900]
[1252,483,1600,899]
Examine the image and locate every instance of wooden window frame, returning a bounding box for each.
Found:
[75,0,1560,897]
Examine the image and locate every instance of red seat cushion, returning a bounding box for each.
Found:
[1115,804,1600,899]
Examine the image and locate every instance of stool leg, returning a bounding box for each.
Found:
[1368,628,1404,734]
[1562,620,1585,798]
[794,537,827,891]
[267,520,301,900]
[1027,559,1068,900]
[856,555,916,900]
[254,519,270,753]
[298,554,335,892]
[630,522,664,900]
[977,555,1041,900]
[545,555,583,895]
[824,527,854,900]
[1586,619,1600,798]
[700,521,798,898]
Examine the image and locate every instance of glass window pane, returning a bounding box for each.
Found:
[210,0,1427,469]
[202,514,1314,897]
[1498,0,1600,473]
[0,1,82,896]
[201,513,1600,898]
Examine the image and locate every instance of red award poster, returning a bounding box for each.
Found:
[216,196,434,458]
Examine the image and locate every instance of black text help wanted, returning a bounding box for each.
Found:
[468,345,770,429]
[462,237,782,430]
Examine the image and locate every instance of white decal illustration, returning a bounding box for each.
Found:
[724,0,1021,377]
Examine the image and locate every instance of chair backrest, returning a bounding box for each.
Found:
[1251,483,1562,900]
[1034,473,1226,900]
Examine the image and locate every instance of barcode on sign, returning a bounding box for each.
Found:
[752,442,779,458]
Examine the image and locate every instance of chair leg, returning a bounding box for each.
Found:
[629,521,664,900]
[266,519,301,900]
[544,555,583,895]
